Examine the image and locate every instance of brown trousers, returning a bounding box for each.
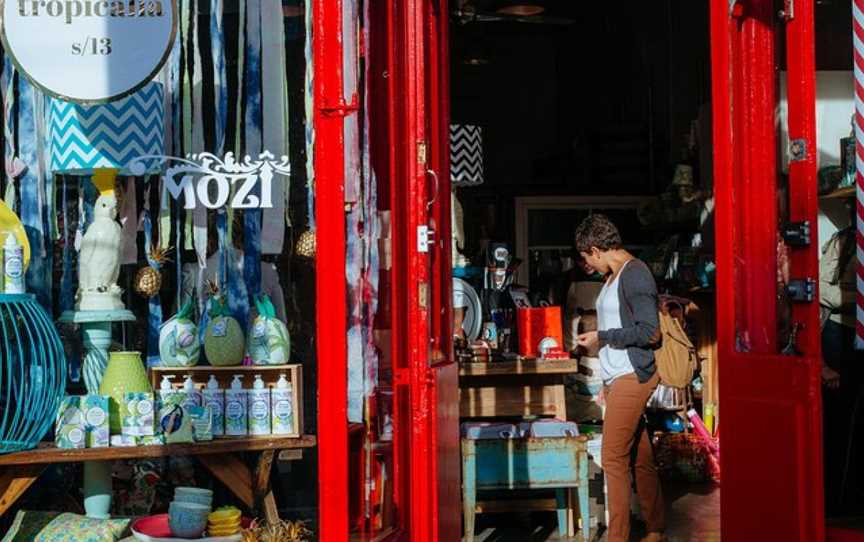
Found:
[602,372,665,542]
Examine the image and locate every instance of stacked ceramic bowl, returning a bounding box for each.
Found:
[207,507,243,537]
[169,487,213,538]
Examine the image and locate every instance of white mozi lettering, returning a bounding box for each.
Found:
[231,175,261,209]
[129,152,290,211]
[162,174,196,210]
[196,175,231,209]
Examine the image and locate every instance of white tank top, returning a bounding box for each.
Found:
[596,262,635,384]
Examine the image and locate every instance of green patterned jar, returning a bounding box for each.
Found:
[99,351,152,434]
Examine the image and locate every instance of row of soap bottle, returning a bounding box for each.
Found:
[158,374,293,436]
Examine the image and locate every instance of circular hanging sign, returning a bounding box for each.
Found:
[0,0,176,103]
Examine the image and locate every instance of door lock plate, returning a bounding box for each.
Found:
[781,221,811,247]
[417,225,435,253]
[785,278,816,303]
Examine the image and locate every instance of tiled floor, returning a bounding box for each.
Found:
[471,482,720,541]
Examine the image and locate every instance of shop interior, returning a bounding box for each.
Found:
[446,0,861,540]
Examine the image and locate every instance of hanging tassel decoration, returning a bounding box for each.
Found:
[18,77,52,309]
[2,60,19,207]
[260,0,289,254]
[210,0,228,154]
[142,207,165,367]
[191,0,208,270]
[239,0,264,328]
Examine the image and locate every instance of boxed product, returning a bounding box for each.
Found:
[188,406,214,442]
[55,396,86,449]
[111,435,138,447]
[122,392,156,437]
[140,435,166,446]
[159,401,194,444]
[82,395,110,448]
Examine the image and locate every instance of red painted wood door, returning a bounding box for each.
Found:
[390,0,460,540]
[710,1,824,540]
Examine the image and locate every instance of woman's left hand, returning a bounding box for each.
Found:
[576,331,599,351]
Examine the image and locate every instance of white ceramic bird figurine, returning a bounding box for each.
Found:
[77,169,124,310]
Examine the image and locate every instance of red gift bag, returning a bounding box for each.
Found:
[516,306,563,358]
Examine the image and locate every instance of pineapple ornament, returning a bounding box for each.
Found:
[203,281,246,367]
[134,246,171,298]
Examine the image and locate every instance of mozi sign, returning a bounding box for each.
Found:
[1,0,176,103]
[128,152,291,210]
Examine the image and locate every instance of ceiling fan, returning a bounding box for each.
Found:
[452,1,576,26]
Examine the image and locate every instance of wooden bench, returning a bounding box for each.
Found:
[461,436,591,541]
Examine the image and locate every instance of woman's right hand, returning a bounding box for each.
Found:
[822,365,841,390]
[595,388,606,407]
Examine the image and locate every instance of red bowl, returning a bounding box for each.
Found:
[131,514,252,541]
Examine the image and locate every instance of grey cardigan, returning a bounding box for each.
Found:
[596,259,659,384]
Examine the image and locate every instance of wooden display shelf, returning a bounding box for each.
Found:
[0,435,316,466]
[459,359,578,419]
[0,435,316,521]
[459,359,578,377]
[150,364,304,437]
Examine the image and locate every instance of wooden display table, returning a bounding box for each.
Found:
[0,435,316,522]
[459,359,578,419]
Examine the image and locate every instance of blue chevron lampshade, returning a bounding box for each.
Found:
[450,124,484,187]
[48,82,164,175]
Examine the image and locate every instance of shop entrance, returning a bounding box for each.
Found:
[400,0,848,540]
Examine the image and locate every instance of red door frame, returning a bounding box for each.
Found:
[711,1,824,540]
[386,0,460,540]
[314,0,349,539]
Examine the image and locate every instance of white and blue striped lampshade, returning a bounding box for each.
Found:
[48,82,164,175]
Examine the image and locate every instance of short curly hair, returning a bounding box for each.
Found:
[574,214,623,253]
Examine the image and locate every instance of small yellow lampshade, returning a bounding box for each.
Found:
[91,168,119,197]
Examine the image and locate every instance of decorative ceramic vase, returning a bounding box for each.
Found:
[99,351,152,434]
[159,299,200,367]
[247,295,291,365]
[204,296,245,367]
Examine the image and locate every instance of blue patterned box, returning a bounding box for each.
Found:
[48,82,164,175]
[55,397,85,449]
[82,395,110,448]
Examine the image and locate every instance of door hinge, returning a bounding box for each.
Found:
[789,138,808,162]
[319,95,360,117]
[417,141,427,165]
[781,221,811,247]
[785,278,816,303]
[417,225,435,253]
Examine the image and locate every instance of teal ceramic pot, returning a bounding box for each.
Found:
[169,501,210,538]
[174,487,213,507]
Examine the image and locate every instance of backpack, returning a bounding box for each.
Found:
[653,301,699,389]
[619,267,698,389]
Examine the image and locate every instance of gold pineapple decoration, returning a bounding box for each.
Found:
[134,246,171,298]
[295,229,316,259]
[240,519,313,542]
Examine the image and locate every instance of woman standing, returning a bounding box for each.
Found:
[574,214,665,542]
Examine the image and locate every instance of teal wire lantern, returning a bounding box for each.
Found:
[0,294,66,453]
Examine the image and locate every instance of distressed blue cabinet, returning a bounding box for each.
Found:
[462,436,591,540]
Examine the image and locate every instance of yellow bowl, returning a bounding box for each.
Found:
[208,508,242,523]
[207,526,241,536]
[208,519,241,529]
